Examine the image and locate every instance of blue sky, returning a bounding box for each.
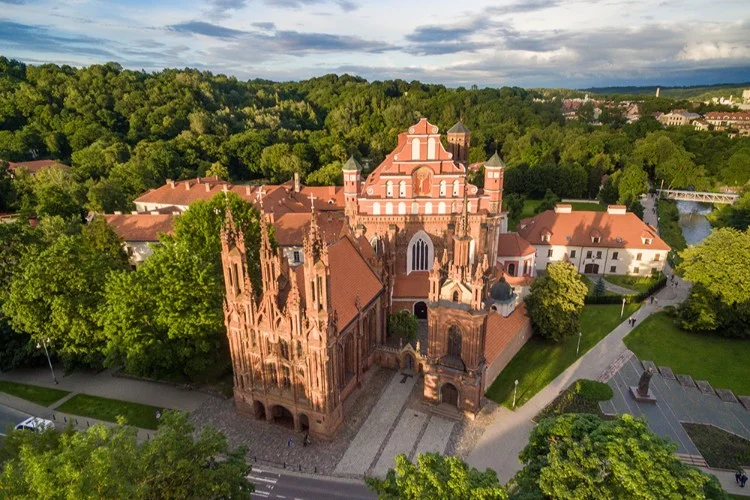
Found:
[1,0,749,88]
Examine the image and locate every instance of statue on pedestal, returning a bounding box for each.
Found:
[637,367,654,397]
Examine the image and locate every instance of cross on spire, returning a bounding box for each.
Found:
[256,185,266,211]
[309,192,316,212]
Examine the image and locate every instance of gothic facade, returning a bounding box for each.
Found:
[221,118,531,431]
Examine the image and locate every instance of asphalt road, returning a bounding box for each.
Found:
[0,403,28,436]
[249,467,375,500]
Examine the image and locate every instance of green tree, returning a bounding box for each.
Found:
[388,310,418,341]
[512,413,725,499]
[503,193,526,229]
[99,192,262,378]
[721,149,750,187]
[306,160,343,186]
[593,277,606,297]
[0,161,16,212]
[29,165,86,219]
[525,262,588,342]
[0,411,253,499]
[260,143,305,183]
[366,453,507,500]
[534,188,559,214]
[617,164,648,205]
[632,132,708,190]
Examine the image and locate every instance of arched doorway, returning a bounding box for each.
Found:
[584,263,600,274]
[403,353,415,373]
[298,413,309,432]
[507,263,516,277]
[414,301,427,319]
[253,401,266,420]
[441,383,459,407]
[271,405,295,429]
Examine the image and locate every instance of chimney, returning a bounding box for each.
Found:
[131,211,138,214]
[205,183,210,192]
[222,184,228,192]
[167,179,174,188]
[607,205,627,215]
[150,211,159,215]
[185,181,191,190]
[196,178,201,184]
[554,204,572,214]
[114,211,122,215]
[245,185,251,196]
[293,172,301,193]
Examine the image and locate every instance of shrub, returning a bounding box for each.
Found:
[575,379,614,401]
[388,310,418,341]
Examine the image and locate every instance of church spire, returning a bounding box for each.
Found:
[457,184,469,237]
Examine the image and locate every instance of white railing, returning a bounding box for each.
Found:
[657,189,739,205]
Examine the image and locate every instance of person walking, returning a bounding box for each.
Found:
[632,317,637,327]
[288,438,293,448]
[741,471,748,488]
[737,469,743,485]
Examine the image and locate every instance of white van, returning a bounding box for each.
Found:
[14,417,55,432]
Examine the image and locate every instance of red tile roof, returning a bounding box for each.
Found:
[518,210,670,251]
[393,271,430,298]
[104,214,174,242]
[274,212,345,247]
[327,237,383,330]
[497,233,535,257]
[484,303,531,363]
[8,160,68,175]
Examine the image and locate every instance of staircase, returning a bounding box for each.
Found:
[676,453,708,468]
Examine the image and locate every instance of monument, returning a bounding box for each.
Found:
[630,367,657,403]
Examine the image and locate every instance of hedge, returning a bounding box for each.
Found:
[584,276,667,305]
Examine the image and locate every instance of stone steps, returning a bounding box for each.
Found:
[597,350,634,382]
[676,453,708,468]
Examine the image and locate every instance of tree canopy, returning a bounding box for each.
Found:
[525,261,588,342]
[512,413,726,499]
[0,411,253,499]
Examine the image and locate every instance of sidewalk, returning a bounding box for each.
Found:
[0,366,216,412]
[467,194,691,482]
[700,468,750,497]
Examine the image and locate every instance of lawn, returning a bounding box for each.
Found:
[0,381,70,407]
[486,303,641,408]
[624,312,750,396]
[535,379,613,422]
[570,202,606,212]
[520,199,542,219]
[683,423,750,470]
[56,394,162,430]
[604,274,660,294]
[583,276,618,297]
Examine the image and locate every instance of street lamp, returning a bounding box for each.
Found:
[620,297,626,318]
[37,338,58,385]
[512,379,519,409]
[576,331,583,357]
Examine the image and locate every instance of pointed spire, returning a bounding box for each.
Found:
[342,155,362,172]
[457,184,470,237]
[441,248,449,266]
[432,256,441,272]
[485,151,505,168]
[288,271,300,310]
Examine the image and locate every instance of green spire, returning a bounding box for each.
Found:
[485,152,505,168]
[342,155,362,172]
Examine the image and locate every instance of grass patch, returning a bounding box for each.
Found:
[604,274,660,294]
[0,381,70,407]
[683,423,750,469]
[583,276,618,297]
[657,199,686,268]
[486,303,640,408]
[570,202,607,212]
[520,199,542,219]
[624,312,750,396]
[56,394,161,430]
[536,379,613,422]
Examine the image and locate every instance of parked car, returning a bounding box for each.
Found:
[14,417,55,432]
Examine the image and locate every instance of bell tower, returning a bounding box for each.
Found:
[447,121,470,166]
[303,200,331,324]
[342,156,362,221]
[483,152,505,215]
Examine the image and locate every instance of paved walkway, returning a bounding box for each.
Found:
[335,371,455,478]
[584,274,637,295]
[467,194,691,482]
[0,366,215,412]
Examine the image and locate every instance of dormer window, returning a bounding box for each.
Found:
[592,237,601,244]
[643,238,652,245]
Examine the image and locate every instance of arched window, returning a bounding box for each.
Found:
[452,290,460,302]
[448,326,462,359]
[297,340,303,358]
[267,364,278,385]
[439,180,446,197]
[407,231,433,274]
[412,138,421,160]
[373,202,381,215]
[427,137,436,160]
[279,340,289,360]
[398,202,406,214]
[438,202,446,214]
[399,180,406,198]
[411,202,419,214]
[507,263,516,276]
[386,181,393,198]
[370,236,379,255]
[452,180,460,197]
[282,366,291,388]
[386,202,393,215]
[425,202,433,214]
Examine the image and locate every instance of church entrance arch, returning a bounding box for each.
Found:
[441,383,459,407]
[253,401,266,420]
[403,353,415,373]
[414,301,427,319]
[298,413,310,431]
[271,405,295,429]
[584,263,600,274]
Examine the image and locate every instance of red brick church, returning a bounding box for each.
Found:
[220,118,531,438]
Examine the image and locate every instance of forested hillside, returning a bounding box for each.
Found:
[1,56,749,219]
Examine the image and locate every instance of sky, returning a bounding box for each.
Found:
[1,0,749,88]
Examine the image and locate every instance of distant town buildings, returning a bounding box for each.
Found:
[657,109,701,127]
[5,159,68,178]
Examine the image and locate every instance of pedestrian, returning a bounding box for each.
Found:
[650,296,654,304]
[654,297,658,305]
[287,438,293,447]
[303,432,310,447]
[670,274,674,282]
[628,317,633,327]
[741,472,748,488]
[632,317,637,327]
[737,469,743,485]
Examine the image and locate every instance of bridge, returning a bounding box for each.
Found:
[657,189,739,205]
